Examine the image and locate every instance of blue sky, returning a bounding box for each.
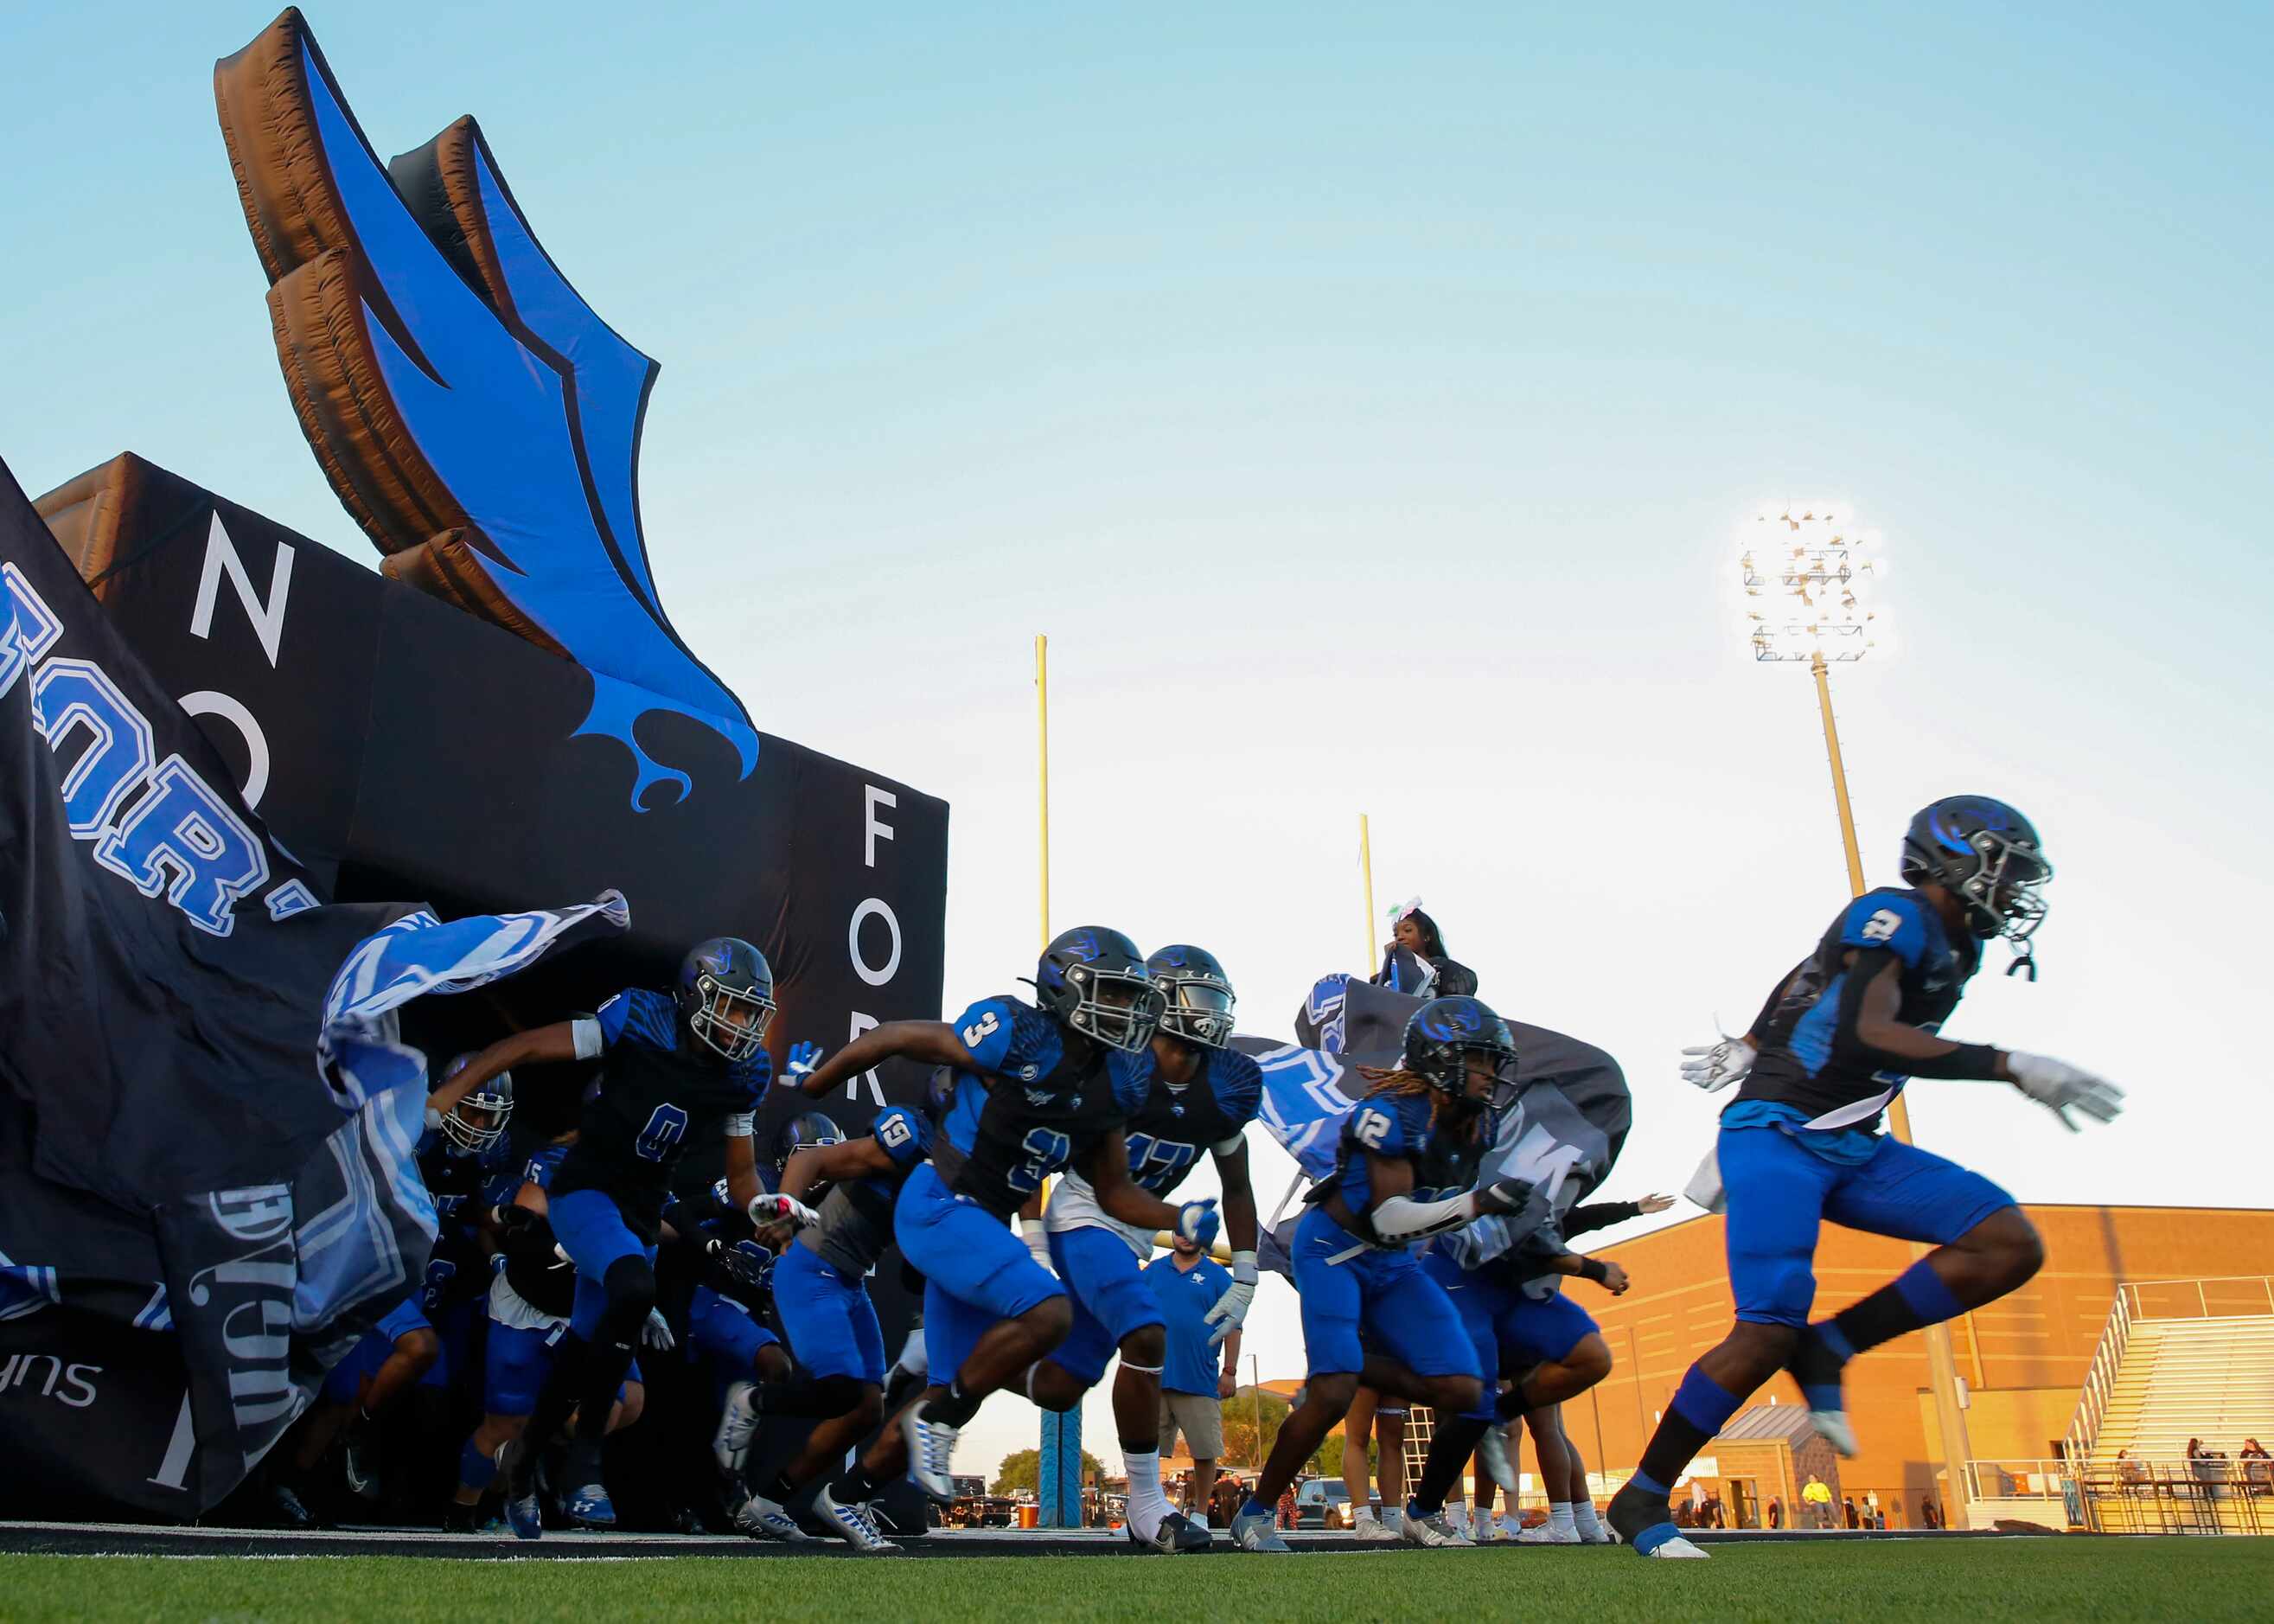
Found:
[5,3,2270,1473]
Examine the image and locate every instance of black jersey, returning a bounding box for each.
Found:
[550,988,767,1242]
[1737,886,1980,1122]
[415,1128,511,1309]
[929,994,1147,1218]
[1047,1043,1262,1250]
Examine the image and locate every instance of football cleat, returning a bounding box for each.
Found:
[1478,1425,1517,1493]
[1608,1482,1708,1559]
[1351,1509,1400,1543]
[1517,1521,1581,1544]
[504,1487,544,1541]
[733,1491,813,1543]
[559,1439,615,1527]
[1129,1508,1213,1553]
[268,1480,322,1531]
[713,1380,759,1478]
[814,1485,901,1554]
[1400,1508,1474,1548]
[1786,1326,1861,1457]
[1229,1506,1291,1552]
[342,1432,380,1502]
[902,1404,961,1502]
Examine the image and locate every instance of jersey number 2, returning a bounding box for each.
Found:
[635,1103,689,1163]
[1006,1126,1072,1194]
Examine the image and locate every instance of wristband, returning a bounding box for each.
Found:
[1896,1041,2003,1082]
[1230,1249,1259,1286]
[1577,1256,1610,1285]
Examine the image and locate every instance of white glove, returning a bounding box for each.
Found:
[1021,1218,1055,1274]
[747,1192,821,1230]
[1680,1036,1755,1093]
[641,1307,676,1352]
[1205,1251,1258,1346]
[2004,1052,2124,1130]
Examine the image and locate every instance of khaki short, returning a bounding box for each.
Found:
[1159,1388,1224,1460]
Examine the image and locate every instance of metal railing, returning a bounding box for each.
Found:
[1963,1459,2073,1502]
[2065,1282,2135,1468]
[2073,1455,2274,1536]
[2120,1276,2274,1323]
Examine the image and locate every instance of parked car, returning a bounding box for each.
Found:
[1297,1476,1354,1529]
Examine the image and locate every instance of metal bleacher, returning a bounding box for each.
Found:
[2063,1277,2274,1534]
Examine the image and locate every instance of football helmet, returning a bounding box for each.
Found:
[1899,796,2051,948]
[1146,944,1236,1048]
[677,937,776,1064]
[1033,926,1160,1052]
[1401,995,1519,1111]
[438,1053,514,1154]
[776,1109,846,1177]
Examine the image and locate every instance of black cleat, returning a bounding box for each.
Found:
[1128,1508,1214,1552]
[1608,1482,1707,1560]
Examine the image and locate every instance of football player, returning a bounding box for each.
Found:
[1231,996,1535,1552]
[788,927,1220,1505]
[1610,797,2123,1558]
[448,937,815,1538]
[1024,945,1262,1553]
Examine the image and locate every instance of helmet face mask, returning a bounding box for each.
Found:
[438,1057,513,1154]
[1401,996,1519,1114]
[678,938,776,1065]
[1035,927,1162,1054]
[1147,945,1236,1049]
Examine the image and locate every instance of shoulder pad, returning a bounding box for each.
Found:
[1839,890,1932,967]
[1209,1049,1264,1125]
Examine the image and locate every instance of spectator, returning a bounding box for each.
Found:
[2240,1438,2270,1493]
[1767,1495,1784,1529]
[1373,901,1478,998]
[1276,1483,1298,1530]
[1865,1487,1881,1528]
[1143,1233,1241,1525]
[1920,1495,1942,1530]
[1208,1474,1246,1530]
[1801,1474,1833,1529]
[1843,1496,1860,1530]
[2188,1436,2207,1461]
[1342,1387,1407,1540]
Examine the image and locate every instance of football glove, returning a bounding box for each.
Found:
[780,1039,822,1090]
[747,1192,821,1230]
[2004,1052,2124,1130]
[1680,1036,1755,1093]
[1204,1250,1258,1346]
[1177,1199,1221,1250]
[709,1237,775,1293]
[641,1307,676,1352]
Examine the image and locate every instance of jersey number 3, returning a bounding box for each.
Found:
[1006,1126,1072,1194]
[635,1103,690,1163]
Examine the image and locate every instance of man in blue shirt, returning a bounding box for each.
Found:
[1144,1235,1241,1524]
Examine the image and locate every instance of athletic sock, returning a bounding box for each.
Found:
[1238,1495,1273,1522]
[830,1462,883,1505]
[457,1437,500,1493]
[1123,1448,1167,1541]
[1549,1501,1576,1537]
[923,1376,982,1429]
[1572,1499,1605,1539]
[1830,1259,1967,1356]
[1408,1414,1490,1517]
[1634,1365,1743,1495]
[767,1470,800,1503]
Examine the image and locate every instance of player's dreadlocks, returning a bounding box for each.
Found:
[1356,1065,1436,1100]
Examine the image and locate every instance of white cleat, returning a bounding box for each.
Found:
[1642,1532,1710,1558]
[1401,1509,1475,1548]
[1808,1406,1860,1458]
[733,1491,812,1542]
[1351,1511,1400,1543]
[1479,1425,1517,1494]
[814,1486,901,1554]
[713,1381,759,1479]
[902,1404,961,1503]
[1517,1521,1581,1544]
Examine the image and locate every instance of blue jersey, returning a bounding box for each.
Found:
[551,988,768,1240]
[1739,887,1980,1122]
[1143,1253,1234,1397]
[932,994,1147,1218]
[802,1103,933,1278]
[1112,1046,1262,1197]
[1322,1090,1495,1247]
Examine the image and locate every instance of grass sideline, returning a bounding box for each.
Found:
[6,1539,2271,1622]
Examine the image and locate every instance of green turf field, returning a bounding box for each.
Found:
[6,1540,2271,1623]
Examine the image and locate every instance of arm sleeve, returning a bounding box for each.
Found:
[1564,1201,1642,1237]
[1370,1189,1482,1244]
[572,1017,605,1060]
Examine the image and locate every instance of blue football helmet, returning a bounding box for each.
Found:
[1401,995,1519,1112]
[1034,926,1160,1053]
[437,1053,514,1155]
[1146,944,1236,1049]
[676,937,775,1064]
[1900,796,2051,945]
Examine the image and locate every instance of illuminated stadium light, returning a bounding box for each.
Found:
[1740,505,1884,663]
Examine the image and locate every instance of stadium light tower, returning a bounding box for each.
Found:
[1737,506,1978,1526]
